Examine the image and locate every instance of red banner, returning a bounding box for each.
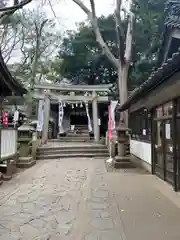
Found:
[2,111,8,127]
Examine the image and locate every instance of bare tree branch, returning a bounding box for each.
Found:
[30,18,48,88]
[90,0,96,18]
[0,0,32,12]
[0,25,21,63]
[72,0,91,15]
[124,12,134,62]
[0,23,8,46]
[114,0,125,63]
[39,19,48,36]
[3,28,18,62]
[48,0,58,18]
[0,0,32,24]
[115,0,121,23]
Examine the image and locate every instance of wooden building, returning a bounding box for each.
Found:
[0,50,26,162]
[118,0,180,191]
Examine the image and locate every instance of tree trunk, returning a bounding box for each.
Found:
[118,10,134,128]
[118,63,129,127]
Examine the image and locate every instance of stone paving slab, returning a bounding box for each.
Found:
[0,158,180,239]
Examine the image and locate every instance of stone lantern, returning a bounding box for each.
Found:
[17,123,36,168]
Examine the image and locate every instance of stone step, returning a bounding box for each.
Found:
[75,125,88,129]
[58,137,89,139]
[37,148,108,155]
[37,152,109,160]
[52,139,93,143]
[50,136,90,140]
[64,137,90,140]
[66,133,89,137]
[64,134,89,137]
[68,129,88,133]
[38,145,107,152]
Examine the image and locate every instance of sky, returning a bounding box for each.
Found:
[8,0,130,63]
[26,0,116,32]
[8,0,117,63]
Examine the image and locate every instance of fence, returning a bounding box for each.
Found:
[0,128,17,160]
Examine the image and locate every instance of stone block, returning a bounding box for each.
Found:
[0,159,16,180]
[114,156,136,169]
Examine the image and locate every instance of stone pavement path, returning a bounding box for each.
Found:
[0,158,180,239]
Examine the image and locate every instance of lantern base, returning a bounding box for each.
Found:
[17,156,36,168]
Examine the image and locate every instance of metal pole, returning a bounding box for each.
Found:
[0,94,3,162]
[172,99,178,191]
[0,128,1,162]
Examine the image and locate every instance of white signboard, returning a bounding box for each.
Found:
[13,110,19,122]
[58,101,64,134]
[37,100,44,132]
[165,123,171,139]
[142,129,146,136]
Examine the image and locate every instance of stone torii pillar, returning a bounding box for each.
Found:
[42,92,50,144]
[92,91,100,142]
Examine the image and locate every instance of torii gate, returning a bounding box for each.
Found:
[33,83,112,144]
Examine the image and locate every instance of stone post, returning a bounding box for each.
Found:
[32,131,38,160]
[114,125,133,168]
[92,91,99,142]
[42,93,50,144]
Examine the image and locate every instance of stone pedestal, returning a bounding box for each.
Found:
[114,126,134,168]
[17,156,36,168]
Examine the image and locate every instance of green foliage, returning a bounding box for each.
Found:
[59,15,119,85]
[40,58,63,82]
[58,0,166,89]
[130,0,166,87]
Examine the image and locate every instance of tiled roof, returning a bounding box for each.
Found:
[157,1,180,65]
[165,16,180,28]
[165,0,180,28]
[118,48,180,111]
